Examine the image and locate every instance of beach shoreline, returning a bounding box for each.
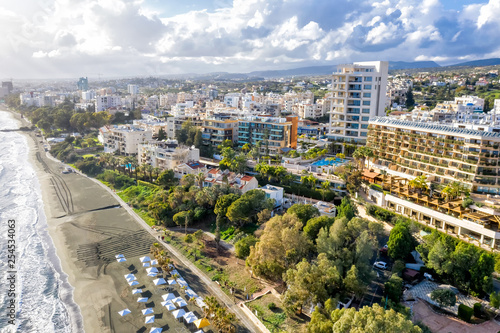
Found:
[5,108,132,332]
[4,108,249,333]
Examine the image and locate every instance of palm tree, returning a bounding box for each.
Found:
[195,172,205,188]
[364,147,375,170]
[153,167,161,182]
[409,175,428,194]
[144,164,154,182]
[352,148,364,170]
[321,180,330,201]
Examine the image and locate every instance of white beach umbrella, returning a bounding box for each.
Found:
[118,309,131,316]
[153,278,166,286]
[186,288,198,299]
[150,328,163,333]
[168,279,177,285]
[161,301,177,311]
[128,280,139,286]
[161,293,176,301]
[145,315,155,324]
[147,272,157,277]
[116,258,127,262]
[126,276,137,282]
[194,330,204,333]
[195,297,207,309]
[142,308,154,315]
[150,259,158,265]
[132,289,142,295]
[115,254,125,258]
[137,297,149,303]
[184,314,198,324]
[140,256,151,262]
[170,269,180,276]
[146,267,159,274]
[176,299,188,307]
[177,279,188,288]
[143,262,150,267]
[172,309,186,319]
[124,274,135,280]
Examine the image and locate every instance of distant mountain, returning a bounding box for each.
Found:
[248,65,337,78]
[449,58,500,67]
[389,61,440,70]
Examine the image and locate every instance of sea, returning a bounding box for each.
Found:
[0,111,82,332]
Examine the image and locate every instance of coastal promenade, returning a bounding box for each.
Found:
[8,108,262,332]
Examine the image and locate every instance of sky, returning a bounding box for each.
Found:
[0,0,499,79]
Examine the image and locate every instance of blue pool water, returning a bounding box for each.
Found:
[311,158,346,167]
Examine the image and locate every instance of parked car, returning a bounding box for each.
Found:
[379,244,388,255]
[373,261,388,270]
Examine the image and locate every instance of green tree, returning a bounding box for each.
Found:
[387,223,415,260]
[246,213,311,281]
[405,88,415,109]
[214,193,239,217]
[308,303,422,333]
[384,274,403,302]
[157,128,167,141]
[287,204,320,225]
[303,216,335,241]
[336,197,357,221]
[157,169,175,187]
[234,235,257,259]
[430,289,456,307]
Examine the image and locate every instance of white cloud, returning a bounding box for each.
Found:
[0,0,499,78]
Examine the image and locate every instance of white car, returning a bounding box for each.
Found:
[373,261,388,270]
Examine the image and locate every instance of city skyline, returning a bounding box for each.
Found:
[1,0,499,79]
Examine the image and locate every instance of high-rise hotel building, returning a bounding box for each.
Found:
[328,61,388,144]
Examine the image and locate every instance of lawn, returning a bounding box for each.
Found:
[246,293,309,333]
[164,229,265,300]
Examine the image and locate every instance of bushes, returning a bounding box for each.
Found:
[491,291,500,308]
[366,204,396,223]
[97,170,134,189]
[267,302,277,310]
[458,304,473,322]
[235,235,258,259]
[473,302,482,317]
[370,183,383,192]
[75,158,103,176]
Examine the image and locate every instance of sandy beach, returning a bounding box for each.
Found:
[8,110,220,333]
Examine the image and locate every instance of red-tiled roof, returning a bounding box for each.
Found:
[208,168,218,174]
[241,175,253,181]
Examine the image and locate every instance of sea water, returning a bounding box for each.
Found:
[0,111,83,332]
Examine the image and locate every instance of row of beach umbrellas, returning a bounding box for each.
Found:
[117,253,210,331]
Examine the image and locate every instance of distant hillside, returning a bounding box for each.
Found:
[450,58,500,67]
[248,65,337,78]
[389,61,440,70]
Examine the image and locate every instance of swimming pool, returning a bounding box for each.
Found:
[311,158,346,167]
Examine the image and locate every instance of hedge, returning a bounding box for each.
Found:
[137,180,159,189]
[369,183,383,192]
[473,302,482,317]
[458,304,473,322]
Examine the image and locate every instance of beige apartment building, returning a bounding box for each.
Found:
[368,117,500,194]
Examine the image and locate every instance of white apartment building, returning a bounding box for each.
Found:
[133,118,169,136]
[99,125,153,155]
[128,84,139,95]
[138,141,200,170]
[260,184,284,207]
[81,90,96,101]
[328,61,389,144]
[95,95,122,111]
[172,101,195,116]
[296,101,324,119]
[160,93,178,108]
[224,93,240,108]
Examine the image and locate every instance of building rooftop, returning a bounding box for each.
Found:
[369,117,500,138]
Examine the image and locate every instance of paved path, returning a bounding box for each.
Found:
[412,300,500,333]
[68,166,263,333]
[406,280,487,316]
